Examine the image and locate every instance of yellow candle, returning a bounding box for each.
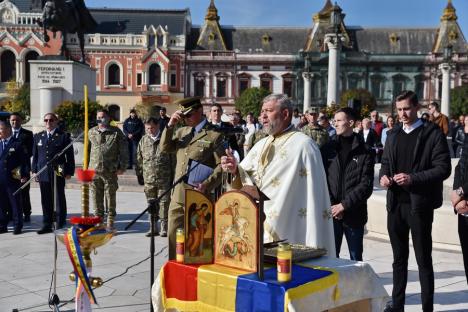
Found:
[83,84,89,170]
[277,243,292,282]
[176,228,185,263]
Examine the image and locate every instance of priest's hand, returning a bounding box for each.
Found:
[221,148,238,174]
[194,183,207,193]
[331,203,345,220]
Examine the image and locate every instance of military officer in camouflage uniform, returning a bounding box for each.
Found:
[160,97,225,259]
[136,117,175,237]
[88,109,128,229]
[301,109,329,148]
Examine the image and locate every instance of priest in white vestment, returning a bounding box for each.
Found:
[221,94,336,256]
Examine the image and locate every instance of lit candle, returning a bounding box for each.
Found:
[83,84,89,170]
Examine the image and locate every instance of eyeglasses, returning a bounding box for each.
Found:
[44,119,56,122]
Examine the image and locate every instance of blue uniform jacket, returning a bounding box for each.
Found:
[32,130,75,182]
[0,138,30,185]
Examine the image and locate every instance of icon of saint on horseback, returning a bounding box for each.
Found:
[38,0,97,63]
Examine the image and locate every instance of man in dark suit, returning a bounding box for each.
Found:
[32,113,75,234]
[360,118,382,163]
[9,112,33,222]
[208,104,241,156]
[380,91,451,312]
[0,121,29,235]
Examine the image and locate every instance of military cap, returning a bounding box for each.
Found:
[307,107,319,114]
[174,97,202,116]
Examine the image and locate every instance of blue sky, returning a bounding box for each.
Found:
[86,0,468,36]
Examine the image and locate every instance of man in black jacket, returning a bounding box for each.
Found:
[9,112,33,222]
[327,107,374,261]
[123,109,144,169]
[380,90,451,312]
[451,131,468,285]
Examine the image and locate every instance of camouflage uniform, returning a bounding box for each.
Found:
[88,125,128,226]
[136,134,175,235]
[302,124,329,148]
[160,121,225,259]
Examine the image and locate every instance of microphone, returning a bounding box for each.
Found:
[212,126,247,134]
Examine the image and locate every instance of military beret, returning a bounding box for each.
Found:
[174,97,202,116]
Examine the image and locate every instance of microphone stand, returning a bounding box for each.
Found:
[125,135,229,312]
[13,132,82,312]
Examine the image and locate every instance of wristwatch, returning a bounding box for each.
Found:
[456,187,465,197]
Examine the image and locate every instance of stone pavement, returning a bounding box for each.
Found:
[0,187,467,311]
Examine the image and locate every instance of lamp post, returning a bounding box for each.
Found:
[325,2,345,107]
[439,44,453,117]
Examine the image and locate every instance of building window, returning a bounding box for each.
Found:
[108,104,121,122]
[370,76,384,98]
[415,76,425,101]
[194,77,205,97]
[238,73,251,95]
[108,64,120,85]
[1,50,16,82]
[282,74,295,98]
[347,74,361,90]
[136,73,142,86]
[148,63,161,85]
[170,73,177,87]
[157,34,164,47]
[216,78,227,98]
[392,75,408,99]
[260,73,273,92]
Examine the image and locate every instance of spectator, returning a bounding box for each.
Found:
[123,109,144,169]
[428,101,449,136]
[208,104,241,159]
[159,107,170,129]
[291,108,301,128]
[380,90,451,312]
[327,107,374,261]
[453,115,465,157]
[360,118,382,163]
[451,127,468,286]
[370,110,385,137]
[243,112,258,156]
[353,119,363,133]
[229,111,246,160]
[318,115,336,138]
[381,115,395,147]
[454,115,467,158]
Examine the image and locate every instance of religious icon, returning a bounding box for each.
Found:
[214,191,258,272]
[184,189,214,264]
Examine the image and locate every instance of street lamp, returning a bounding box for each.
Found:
[439,44,453,117]
[325,2,345,107]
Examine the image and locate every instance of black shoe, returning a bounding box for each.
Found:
[24,215,31,223]
[145,231,158,237]
[37,227,53,234]
[13,228,22,235]
[383,302,404,312]
[0,228,8,234]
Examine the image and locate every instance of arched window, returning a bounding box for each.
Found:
[414,75,425,101]
[237,73,251,95]
[370,75,385,98]
[1,50,16,82]
[282,73,295,98]
[25,51,39,83]
[108,104,121,122]
[392,74,409,98]
[108,64,120,85]
[149,63,161,85]
[194,73,205,97]
[259,73,273,92]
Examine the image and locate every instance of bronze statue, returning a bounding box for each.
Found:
[39,0,97,63]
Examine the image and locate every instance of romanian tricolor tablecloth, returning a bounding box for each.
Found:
[159,260,339,312]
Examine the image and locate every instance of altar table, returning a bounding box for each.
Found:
[152,257,388,312]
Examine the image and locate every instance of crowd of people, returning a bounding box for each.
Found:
[0,91,467,312]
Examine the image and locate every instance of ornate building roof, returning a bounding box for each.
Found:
[195,0,227,50]
[89,8,190,35]
[432,0,467,53]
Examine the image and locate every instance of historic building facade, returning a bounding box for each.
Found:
[0,0,466,118]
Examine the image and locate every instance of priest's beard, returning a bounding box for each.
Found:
[262,119,280,135]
